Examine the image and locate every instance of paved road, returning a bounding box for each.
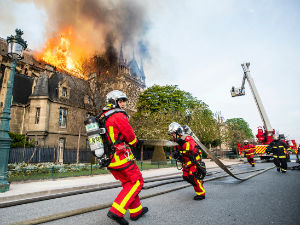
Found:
[1,161,299,225]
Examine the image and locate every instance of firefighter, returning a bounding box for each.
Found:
[168,122,206,200]
[100,90,148,225]
[266,134,290,173]
[297,145,300,163]
[242,140,255,167]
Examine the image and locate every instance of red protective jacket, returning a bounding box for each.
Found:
[100,109,138,170]
[242,144,255,158]
[177,135,202,167]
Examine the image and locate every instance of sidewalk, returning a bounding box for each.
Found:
[0,159,244,204]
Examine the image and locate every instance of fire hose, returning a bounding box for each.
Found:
[183,126,274,181]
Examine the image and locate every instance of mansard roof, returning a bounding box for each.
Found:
[12,73,34,104]
[29,71,90,108]
[48,72,89,107]
[32,72,48,96]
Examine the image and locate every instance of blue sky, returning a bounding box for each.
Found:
[1,0,299,143]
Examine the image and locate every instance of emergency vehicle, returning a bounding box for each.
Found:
[231,62,296,160]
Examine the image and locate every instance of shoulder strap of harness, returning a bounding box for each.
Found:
[98,108,128,122]
[93,109,128,158]
[99,108,128,144]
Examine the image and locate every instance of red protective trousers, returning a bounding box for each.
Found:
[109,163,144,218]
[243,144,255,166]
[182,164,205,197]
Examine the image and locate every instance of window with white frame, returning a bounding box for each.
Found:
[62,87,67,97]
[59,107,67,128]
[35,107,40,124]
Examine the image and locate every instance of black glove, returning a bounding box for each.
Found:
[173,151,180,160]
[173,151,183,161]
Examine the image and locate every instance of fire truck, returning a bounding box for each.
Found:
[231,62,296,160]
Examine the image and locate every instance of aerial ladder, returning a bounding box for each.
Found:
[231,62,275,160]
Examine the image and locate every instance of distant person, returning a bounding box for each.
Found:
[297,145,300,163]
[168,122,206,200]
[266,134,290,173]
[242,140,255,167]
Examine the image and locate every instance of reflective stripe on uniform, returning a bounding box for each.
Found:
[109,126,115,143]
[279,155,286,158]
[112,202,126,214]
[129,137,137,145]
[109,154,134,167]
[195,155,200,161]
[186,161,191,166]
[186,142,190,150]
[112,180,141,215]
[129,205,142,214]
[195,180,205,195]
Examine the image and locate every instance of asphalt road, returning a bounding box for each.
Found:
[1,160,299,225]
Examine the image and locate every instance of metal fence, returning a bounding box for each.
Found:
[8,147,93,164]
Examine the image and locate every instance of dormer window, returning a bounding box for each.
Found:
[62,87,67,97]
[59,85,69,99]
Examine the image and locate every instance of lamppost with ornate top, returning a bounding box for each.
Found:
[0,29,27,192]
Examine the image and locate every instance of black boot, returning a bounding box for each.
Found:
[194,195,205,200]
[107,211,129,225]
[130,207,149,221]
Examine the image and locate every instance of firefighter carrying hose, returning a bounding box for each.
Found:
[100,90,148,225]
[266,134,290,173]
[168,122,206,200]
[242,140,255,167]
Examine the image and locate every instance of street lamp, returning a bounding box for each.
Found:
[0,29,27,192]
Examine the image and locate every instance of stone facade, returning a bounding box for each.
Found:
[0,37,146,150]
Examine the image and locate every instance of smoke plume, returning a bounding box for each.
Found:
[30,0,150,59]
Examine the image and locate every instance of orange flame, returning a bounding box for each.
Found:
[36,27,90,79]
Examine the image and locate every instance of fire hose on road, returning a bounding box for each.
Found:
[183,125,274,181]
[7,167,273,225]
[5,133,275,225]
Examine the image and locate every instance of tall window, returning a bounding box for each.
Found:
[35,107,40,124]
[59,107,67,128]
[62,87,67,97]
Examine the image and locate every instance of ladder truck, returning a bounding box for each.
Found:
[231,62,274,160]
[231,62,296,160]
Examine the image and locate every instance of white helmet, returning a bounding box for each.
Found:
[273,134,279,141]
[244,140,249,144]
[104,90,128,109]
[168,122,184,135]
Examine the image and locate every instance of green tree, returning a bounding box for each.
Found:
[136,85,202,113]
[223,118,254,151]
[8,132,34,148]
[131,85,221,148]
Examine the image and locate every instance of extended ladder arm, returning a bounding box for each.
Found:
[230,62,273,133]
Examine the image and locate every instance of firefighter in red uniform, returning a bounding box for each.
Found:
[297,144,300,163]
[168,122,206,200]
[100,90,148,225]
[242,140,255,167]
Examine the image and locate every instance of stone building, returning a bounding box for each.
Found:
[0,37,146,152]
